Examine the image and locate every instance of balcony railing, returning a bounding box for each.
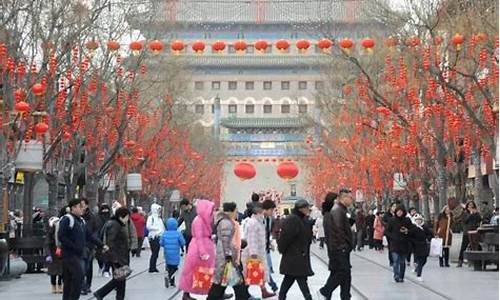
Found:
[226,147,308,156]
[220,133,305,142]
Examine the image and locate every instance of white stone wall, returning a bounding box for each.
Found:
[222,160,310,209]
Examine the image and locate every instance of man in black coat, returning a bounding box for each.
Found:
[318,189,354,300]
[277,199,314,300]
[81,198,101,295]
[382,201,399,266]
[365,210,375,249]
[59,199,106,300]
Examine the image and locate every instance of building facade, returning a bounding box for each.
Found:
[136,0,379,208]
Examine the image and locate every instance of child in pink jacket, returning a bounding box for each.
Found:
[373,211,385,252]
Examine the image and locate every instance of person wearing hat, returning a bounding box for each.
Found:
[318,189,354,300]
[410,214,433,281]
[277,198,314,300]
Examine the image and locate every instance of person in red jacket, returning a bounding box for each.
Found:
[130,207,146,257]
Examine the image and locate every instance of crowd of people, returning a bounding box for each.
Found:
[6,190,498,300]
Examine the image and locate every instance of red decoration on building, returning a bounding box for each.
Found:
[275,39,289,53]
[234,162,256,180]
[234,40,247,53]
[296,39,310,53]
[149,40,164,54]
[171,40,185,54]
[255,40,269,53]
[277,161,299,180]
[192,41,206,53]
[317,39,333,52]
[212,41,226,53]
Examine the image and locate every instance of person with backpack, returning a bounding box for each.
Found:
[93,207,131,300]
[160,217,186,288]
[58,199,107,300]
[45,206,68,294]
[146,203,165,273]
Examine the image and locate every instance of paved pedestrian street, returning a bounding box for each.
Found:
[1,244,498,300]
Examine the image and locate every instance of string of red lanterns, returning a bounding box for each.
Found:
[75,34,490,55]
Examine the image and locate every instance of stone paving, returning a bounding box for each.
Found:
[0,243,497,300]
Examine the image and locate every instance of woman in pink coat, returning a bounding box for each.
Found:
[179,199,215,300]
[373,211,385,252]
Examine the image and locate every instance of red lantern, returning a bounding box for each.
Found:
[275,39,289,53]
[171,40,185,54]
[85,41,99,52]
[107,41,120,51]
[255,40,269,53]
[234,40,247,53]
[192,41,205,53]
[14,89,26,101]
[32,83,45,96]
[233,162,256,180]
[406,36,420,48]
[384,37,398,48]
[129,41,143,55]
[277,161,299,180]
[451,34,464,50]
[125,140,136,148]
[339,39,354,52]
[34,122,49,134]
[149,40,164,54]
[296,39,310,53]
[317,39,333,52]
[15,101,30,113]
[361,38,375,53]
[212,41,226,53]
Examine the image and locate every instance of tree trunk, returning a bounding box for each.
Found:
[436,146,448,211]
[472,150,482,202]
[84,175,98,210]
[0,172,7,232]
[47,173,58,217]
[489,173,499,207]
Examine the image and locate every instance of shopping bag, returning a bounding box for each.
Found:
[192,266,214,291]
[245,258,265,286]
[221,262,241,287]
[430,238,443,257]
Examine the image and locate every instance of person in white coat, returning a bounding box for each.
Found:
[146,203,165,273]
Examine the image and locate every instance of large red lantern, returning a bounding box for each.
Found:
[317,39,333,53]
[212,41,226,53]
[129,41,143,55]
[296,39,310,53]
[275,39,289,53]
[171,40,185,54]
[34,122,49,134]
[149,40,164,54]
[234,40,247,53]
[277,161,299,180]
[255,40,269,53]
[15,101,30,113]
[85,41,99,52]
[451,34,464,50]
[107,40,120,51]
[234,162,256,180]
[32,83,45,96]
[339,38,354,52]
[361,38,375,53]
[192,41,205,53]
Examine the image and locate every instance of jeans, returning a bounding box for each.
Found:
[149,237,160,271]
[414,256,427,277]
[320,250,351,300]
[439,248,450,266]
[82,254,94,291]
[266,252,278,291]
[458,234,470,262]
[62,256,84,300]
[391,252,407,280]
[279,275,312,300]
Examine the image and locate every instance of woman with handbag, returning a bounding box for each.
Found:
[178,199,216,300]
[434,205,453,267]
[94,207,131,300]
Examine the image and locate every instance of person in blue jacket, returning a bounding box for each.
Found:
[160,217,186,288]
